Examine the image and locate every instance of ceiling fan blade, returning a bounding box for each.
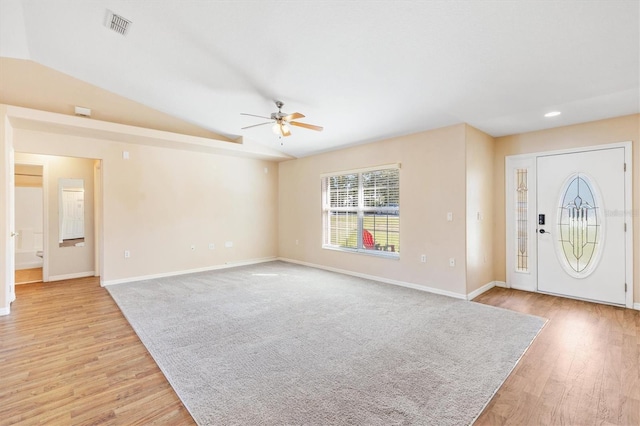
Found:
[240,113,271,120]
[241,121,273,130]
[284,112,305,121]
[290,121,323,132]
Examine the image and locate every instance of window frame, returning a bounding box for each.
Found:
[321,164,400,259]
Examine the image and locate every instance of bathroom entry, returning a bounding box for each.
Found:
[13,153,99,287]
[14,164,44,284]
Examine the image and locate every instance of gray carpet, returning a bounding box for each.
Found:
[107,261,545,426]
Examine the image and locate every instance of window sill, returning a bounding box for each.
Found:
[322,245,400,259]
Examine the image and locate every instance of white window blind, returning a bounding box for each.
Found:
[322,166,399,256]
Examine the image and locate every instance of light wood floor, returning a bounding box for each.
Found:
[0,277,195,425]
[15,267,42,284]
[1,279,638,425]
[474,287,640,425]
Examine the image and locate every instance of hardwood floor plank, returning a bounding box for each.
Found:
[474,287,640,425]
[0,278,195,426]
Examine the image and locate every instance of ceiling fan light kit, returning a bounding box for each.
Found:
[241,100,323,137]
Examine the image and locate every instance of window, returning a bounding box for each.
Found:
[557,173,602,277]
[515,168,528,272]
[322,165,399,256]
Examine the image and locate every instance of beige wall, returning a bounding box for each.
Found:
[494,114,640,302]
[15,152,96,279]
[279,124,469,297]
[8,124,279,284]
[0,58,231,142]
[465,125,495,294]
[2,103,637,312]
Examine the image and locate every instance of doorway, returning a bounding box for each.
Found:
[12,153,100,286]
[13,163,45,285]
[505,142,633,307]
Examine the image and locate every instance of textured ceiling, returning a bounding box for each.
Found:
[1,0,638,158]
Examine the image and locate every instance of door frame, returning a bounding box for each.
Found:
[505,141,633,308]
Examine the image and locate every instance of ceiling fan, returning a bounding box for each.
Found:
[241,101,323,137]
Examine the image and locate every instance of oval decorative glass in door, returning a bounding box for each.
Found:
[557,173,602,277]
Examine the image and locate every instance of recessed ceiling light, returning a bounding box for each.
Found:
[544,111,561,117]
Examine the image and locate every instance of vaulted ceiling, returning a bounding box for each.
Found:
[1,0,638,158]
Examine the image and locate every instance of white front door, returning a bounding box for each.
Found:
[537,148,626,305]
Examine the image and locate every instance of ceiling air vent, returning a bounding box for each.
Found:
[105,10,132,36]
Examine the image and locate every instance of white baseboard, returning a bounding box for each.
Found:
[102,257,277,286]
[0,306,9,316]
[494,281,507,288]
[634,303,640,311]
[48,271,95,282]
[278,257,467,300]
[466,281,498,301]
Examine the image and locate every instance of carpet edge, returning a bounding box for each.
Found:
[468,317,550,425]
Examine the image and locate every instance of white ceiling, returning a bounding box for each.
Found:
[1,0,638,158]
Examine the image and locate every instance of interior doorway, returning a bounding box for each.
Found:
[12,153,101,289]
[13,163,45,285]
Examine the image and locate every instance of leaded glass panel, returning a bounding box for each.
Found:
[557,174,601,275]
[515,169,528,272]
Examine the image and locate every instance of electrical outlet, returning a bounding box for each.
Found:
[124,250,130,258]
[225,241,233,248]
[420,254,427,263]
[296,239,299,245]
[208,243,215,250]
[449,258,455,267]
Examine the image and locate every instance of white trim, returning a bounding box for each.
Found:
[48,271,95,281]
[495,281,507,288]
[320,162,401,178]
[634,303,640,311]
[278,257,467,300]
[0,306,9,316]
[101,257,277,286]
[321,244,400,259]
[5,105,291,162]
[622,142,634,309]
[505,141,632,160]
[466,281,497,301]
